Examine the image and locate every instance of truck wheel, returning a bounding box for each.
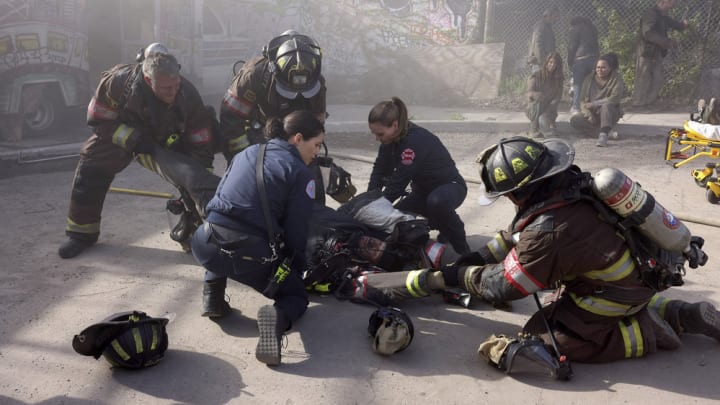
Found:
[23,86,65,136]
[24,94,59,134]
[706,188,720,205]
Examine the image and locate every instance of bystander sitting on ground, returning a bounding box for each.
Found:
[526,52,564,138]
[570,53,624,147]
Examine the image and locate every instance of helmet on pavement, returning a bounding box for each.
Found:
[476,136,574,205]
[73,310,169,369]
[264,31,322,99]
[368,307,414,355]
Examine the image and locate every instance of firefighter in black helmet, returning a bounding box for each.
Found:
[219,30,326,161]
[352,136,718,377]
[219,30,328,203]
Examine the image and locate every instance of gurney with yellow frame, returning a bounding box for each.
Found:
[664,120,720,204]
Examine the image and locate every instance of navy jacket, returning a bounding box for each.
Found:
[206,139,315,270]
[368,123,464,202]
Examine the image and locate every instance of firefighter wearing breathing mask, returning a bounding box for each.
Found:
[356,136,719,377]
[220,32,329,174]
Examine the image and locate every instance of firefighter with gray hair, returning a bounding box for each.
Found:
[357,136,717,378]
[58,48,220,258]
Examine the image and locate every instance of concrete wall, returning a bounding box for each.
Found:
[201,0,502,106]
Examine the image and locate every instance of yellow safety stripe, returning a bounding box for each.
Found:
[619,316,644,358]
[311,283,331,293]
[151,324,159,350]
[65,218,100,234]
[486,233,509,262]
[569,292,642,317]
[135,153,156,171]
[132,327,143,354]
[462,266,483,296]
[110,339,131,361]
[405,270,428,298]
[228,134,250,153]
[584,249,635,282]
[112,124,136,150]
[647,294,671,319]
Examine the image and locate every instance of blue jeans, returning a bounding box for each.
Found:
[572,57,596,110]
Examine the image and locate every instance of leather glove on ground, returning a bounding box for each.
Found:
[685,236,709,269]
[133,133,156,155]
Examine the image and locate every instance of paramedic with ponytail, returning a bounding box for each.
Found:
[191,110,325,366]
[367,97,470,255]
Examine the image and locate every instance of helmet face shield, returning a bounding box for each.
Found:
[266,32,322,99]
[476,143,500,205]
[275,77,322,99]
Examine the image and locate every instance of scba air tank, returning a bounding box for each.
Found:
[591,168,691,253]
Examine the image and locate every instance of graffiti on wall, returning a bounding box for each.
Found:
[193,0,491,102]
[302,0,479,75]
[203,0,307,59]
[0,23,88,73]
[0,0,88,75]
[200,0,478,76]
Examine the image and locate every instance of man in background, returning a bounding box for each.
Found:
[632,0,688,108]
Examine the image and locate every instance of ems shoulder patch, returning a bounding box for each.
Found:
[306,179,316,199]
[400,148,416,166]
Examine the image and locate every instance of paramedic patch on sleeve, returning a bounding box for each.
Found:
[400,148,416,166]
[306,179,316,199]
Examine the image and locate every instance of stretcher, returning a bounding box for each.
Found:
[664,120,720,204]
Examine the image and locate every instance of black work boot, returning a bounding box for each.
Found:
[676,301,720,342]
[201,279,230,318]
[58,237,96,259]
[255,305,290,366]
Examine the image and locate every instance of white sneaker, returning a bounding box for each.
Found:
[596,132,608,147]
[610,130,619,139]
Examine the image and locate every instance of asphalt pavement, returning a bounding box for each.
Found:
[2,103,720,404]
[0,103,691,177]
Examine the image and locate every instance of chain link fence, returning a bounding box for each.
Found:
[484,0,720,104]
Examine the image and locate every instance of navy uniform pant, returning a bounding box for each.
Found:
[191,223,309,322]
[395,181,469,254]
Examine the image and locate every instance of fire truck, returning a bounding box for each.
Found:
[0,0,242,142]
[0,0,90,141]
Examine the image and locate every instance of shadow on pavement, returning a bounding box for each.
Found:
[112,349,245,404]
